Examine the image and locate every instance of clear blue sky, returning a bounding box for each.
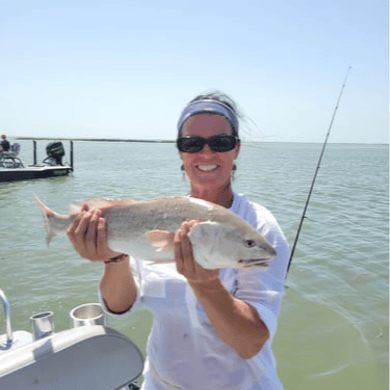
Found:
[1,0,388,143]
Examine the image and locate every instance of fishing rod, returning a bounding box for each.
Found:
[286,66,352,275]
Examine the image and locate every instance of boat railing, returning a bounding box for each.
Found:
[0,289,13,348]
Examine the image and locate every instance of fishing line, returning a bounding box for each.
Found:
[286,66,352,276]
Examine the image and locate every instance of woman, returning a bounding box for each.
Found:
[67,92,289,389]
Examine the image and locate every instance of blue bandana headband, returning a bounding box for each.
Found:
[177,100,239,136]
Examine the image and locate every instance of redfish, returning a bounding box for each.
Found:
[35,195,276,269]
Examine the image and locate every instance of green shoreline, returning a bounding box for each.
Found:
[16,137,175,143]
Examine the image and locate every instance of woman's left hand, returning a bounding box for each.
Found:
[174,220,219,285]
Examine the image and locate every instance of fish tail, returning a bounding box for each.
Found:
[34,194,57,246]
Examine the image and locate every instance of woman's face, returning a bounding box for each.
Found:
[179,114,240,193]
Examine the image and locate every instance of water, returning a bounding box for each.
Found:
[0,140,388,389]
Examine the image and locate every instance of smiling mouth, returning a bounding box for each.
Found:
[197,165,218,172]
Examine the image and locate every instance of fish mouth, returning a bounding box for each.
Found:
[238,259,270,268]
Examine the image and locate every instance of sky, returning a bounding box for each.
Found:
[1,0,388,143]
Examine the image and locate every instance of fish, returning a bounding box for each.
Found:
[35,195,277,269]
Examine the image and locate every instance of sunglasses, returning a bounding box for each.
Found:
[177,135,239,153]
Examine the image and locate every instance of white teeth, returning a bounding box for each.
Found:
[198,165,217,171]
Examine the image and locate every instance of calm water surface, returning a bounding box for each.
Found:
[0,140,388,389]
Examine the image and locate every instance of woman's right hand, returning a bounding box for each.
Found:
[66,203,122,262]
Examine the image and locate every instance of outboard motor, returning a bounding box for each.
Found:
[45,142,65,165]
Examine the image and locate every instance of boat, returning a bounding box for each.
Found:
[0,140,74,182]
[0,289,143,389]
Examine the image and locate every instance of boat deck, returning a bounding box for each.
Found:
[0,165,73,182]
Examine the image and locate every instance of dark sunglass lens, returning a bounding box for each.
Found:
[178,136,237,153]
[179,138,205,153]
[209,136,236,152]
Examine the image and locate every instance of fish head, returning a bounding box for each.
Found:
[188,221,276,269]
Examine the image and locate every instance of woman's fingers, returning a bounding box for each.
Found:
[174,219,220,284]
[174,228,184,274]
[66,207,117,261]
[180,222,197,274]
[75,211,92,236]
[96,217,121,259]
[68,203,91,247]
[66,212,81,239]
[85,210,101,256]
[81,203,90,212]
[66,203,90,239]
[175,220,198,275]
[96,217,107,253]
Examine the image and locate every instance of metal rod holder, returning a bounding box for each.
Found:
[30,311,54,340]
[70,303,105,327]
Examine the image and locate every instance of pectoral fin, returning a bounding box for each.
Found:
[145,230,175,252]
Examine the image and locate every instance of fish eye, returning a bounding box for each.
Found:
[244,239,255,248]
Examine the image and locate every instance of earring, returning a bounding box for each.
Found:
[181,164,186,180]
[231,164,237,181]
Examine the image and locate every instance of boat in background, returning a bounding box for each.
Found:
[0,140,74,182]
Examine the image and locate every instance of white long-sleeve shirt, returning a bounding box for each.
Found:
[100,192,289,390]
